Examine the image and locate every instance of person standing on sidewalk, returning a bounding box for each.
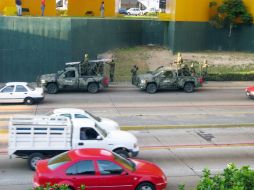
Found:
[16,0,22,16]
[41,0,46,16]
[100,1,105,17]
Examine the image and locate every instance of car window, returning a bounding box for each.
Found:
[15,85,28,92]
[60,114,72,119]
[97,160,124,175]
[80,127,99,140]
[1,85,14,93]
[48,152,71,170]
[66,161,95,175]
[64,70,75,78]
[74,114,87,119]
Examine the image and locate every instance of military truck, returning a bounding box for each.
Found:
[134,66,204,93]
[37,59,114,94]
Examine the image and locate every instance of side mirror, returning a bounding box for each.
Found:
[121,171,128,175]
[96,135,103,140]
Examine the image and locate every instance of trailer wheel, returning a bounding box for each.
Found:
[28,153,44,171]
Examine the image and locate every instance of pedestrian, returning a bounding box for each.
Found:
[41,0,46,16]
[100,1,105,17]
[16,0,22,16]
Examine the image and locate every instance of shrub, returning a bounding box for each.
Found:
[34,184,85,190]
[179,164,254,190]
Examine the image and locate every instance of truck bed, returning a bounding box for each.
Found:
[8,116,72,156]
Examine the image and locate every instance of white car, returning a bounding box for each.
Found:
[0,82,44,105]
[49,108,120,131]
[126,8,143,15]
[143,7,158,15]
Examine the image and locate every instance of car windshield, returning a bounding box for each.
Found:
[48,151,71,170]
[27,84,35,91]
[113,152,136,171]
[85,111,102,122]
[94,124,107,137]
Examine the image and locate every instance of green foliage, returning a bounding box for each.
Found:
[209,0,253,37]
[34,184,85,190]
[179,164,254,190]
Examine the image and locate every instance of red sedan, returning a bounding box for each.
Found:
[34,148,167,190]
[246,86,254,99]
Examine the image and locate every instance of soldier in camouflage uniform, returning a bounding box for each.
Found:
[131,64,139,84]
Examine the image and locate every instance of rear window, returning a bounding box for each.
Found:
[48,152,71,170]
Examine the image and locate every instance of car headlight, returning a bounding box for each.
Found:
[40,79,46,84]
[140,79,146,84]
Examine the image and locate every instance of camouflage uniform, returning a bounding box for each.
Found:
[131,65,139,84]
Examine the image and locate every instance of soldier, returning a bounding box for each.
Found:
[190,63,196,76]
[201,59,209,80]
[131,64,139,84]
[109,61,115,82]
[81,53,89,75]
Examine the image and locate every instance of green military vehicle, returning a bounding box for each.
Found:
[133,66,204,94]
[37,59,114,94]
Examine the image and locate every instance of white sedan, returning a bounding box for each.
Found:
[126,8,143,15]
[48,108,120,131]
[0,82,44,105]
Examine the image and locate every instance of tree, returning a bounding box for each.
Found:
[209,0,253,37]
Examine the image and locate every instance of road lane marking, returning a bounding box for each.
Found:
[141,142,254,150]
[0,105,34,111]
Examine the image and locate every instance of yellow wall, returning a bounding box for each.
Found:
[68,0,116,17]
[0,0,56,16]
[164,0,254,22]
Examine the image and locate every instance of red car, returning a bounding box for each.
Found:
[34,148,167,190]
[246,86,254,99]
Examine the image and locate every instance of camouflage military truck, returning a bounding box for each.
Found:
[134,66,204,93]
[37,59,113,94]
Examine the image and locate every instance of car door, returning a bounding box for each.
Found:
[95,160,134,190]
[75,127,107,149]
[65,160,100,190]
[14,85,29,103]
[159,71,177,89]
[0,85,15,103]
[59,70,78,89]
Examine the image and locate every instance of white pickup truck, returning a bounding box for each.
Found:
[8,116,139,170]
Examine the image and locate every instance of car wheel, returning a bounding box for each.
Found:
[146,83,157,94]
[114,149,129,158]
[28,153,44,171]
[24,97,34,105]
[184,82,194,93]
[47,83,58,94]
[88,83,99,93]
[136,182,155,190]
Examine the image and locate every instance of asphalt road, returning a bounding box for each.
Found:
[1,127,254,190]
[0,83,254,190]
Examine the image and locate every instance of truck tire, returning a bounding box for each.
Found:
[47,83,58,94]
[146,83,157,94]
[184,82,194,93]
[28,153,44,171]
[24,97,34,105]
[136,182,155,190]
[88,83,99,93]
[114,149,129,158]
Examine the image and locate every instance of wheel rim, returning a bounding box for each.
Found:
[89,84,98,93]
[26,99,32,104]
[31,157,42,169]
[140,186,153,190]
[185,83,193,92]
[147,84,156,93]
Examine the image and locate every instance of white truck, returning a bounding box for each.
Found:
[8,116,139,170]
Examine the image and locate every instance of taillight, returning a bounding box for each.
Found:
[103,77,109,86]
[199,77,203,84]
